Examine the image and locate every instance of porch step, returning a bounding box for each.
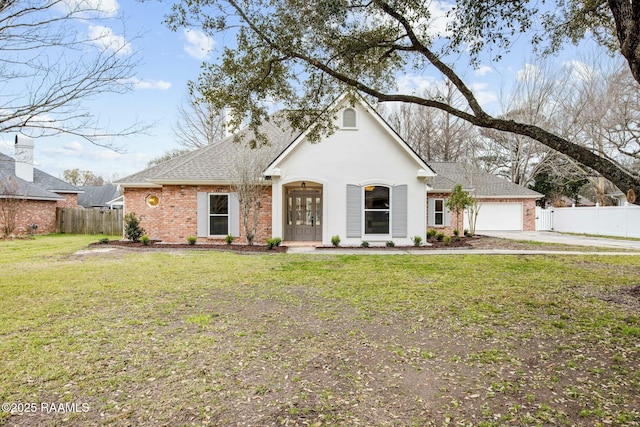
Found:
[283,241,321,247]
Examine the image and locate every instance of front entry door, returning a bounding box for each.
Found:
[285,191,322,241]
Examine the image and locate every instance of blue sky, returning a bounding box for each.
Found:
[0,0,217,180]
[0,0,595,181]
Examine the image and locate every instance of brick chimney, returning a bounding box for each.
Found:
[14,135,34,182]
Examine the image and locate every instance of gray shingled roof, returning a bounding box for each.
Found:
[116,116,299,185]
[428,162,542,198]
[0,152,80,200]
[78,184,121,208]
[115,112,540,199]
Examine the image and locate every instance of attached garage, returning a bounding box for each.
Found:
[427,162,541,232]
[466,202,523,231]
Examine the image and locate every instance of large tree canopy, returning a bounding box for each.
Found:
[167,0,640,205]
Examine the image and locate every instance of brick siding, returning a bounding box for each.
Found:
[0,199,57,236]
[426,193,537,234]
[55,193,79,208]
[123,185,273,244]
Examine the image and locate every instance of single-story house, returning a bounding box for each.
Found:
[115,94,540,245]
[0,136,81,235]
[78,184,122,209]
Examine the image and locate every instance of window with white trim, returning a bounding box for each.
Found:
[209,194,229,235]
[342,108,357,128]
[364,185,390,234]
[434,199,445,226]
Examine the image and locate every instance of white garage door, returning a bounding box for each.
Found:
[465,202,523,231]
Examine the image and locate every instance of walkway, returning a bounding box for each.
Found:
[480,231,640,251]
[286,231,640,255]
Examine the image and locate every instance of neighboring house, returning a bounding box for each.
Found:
[0,136,81,235]
[115,94,540,245]
[78,184,122,209]
[608,191,628,206]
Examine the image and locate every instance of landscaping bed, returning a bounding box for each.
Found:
[92,239,288,252]
[93,234,621,253]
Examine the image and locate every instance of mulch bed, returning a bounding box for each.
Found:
[92,237,474,252]
[91,240,288,252]
[318,237,473,250]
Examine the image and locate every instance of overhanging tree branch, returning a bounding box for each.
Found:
[171,0,640,205]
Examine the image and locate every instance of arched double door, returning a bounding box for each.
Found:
[284,185,322,241]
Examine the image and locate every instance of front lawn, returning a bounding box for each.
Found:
[0,235,638,426]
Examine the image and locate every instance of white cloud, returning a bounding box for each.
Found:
[562,60,595,82]
[183,29,215,60]
[88,25,132,55]
[121,78,172,91]
[470,82,498,107]
[474,65,493,77]
[396,74,439,95]
[62,0,119,18]
[63,141,83,152]
[425,0,455,37]
[516,63,541,82]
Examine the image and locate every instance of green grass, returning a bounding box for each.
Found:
[0,235,639,426]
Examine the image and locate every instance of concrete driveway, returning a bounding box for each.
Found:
[480,231,640,250]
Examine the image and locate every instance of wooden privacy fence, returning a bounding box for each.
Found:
[56,208,123,235]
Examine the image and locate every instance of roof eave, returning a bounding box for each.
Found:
[475,194,542,199]
[47,189,84,194]
[0,195,63,201]
[147,179,234,186]
[113,182,164,188]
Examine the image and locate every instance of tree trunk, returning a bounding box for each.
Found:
[608,0,640,85]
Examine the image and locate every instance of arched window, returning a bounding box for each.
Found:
[342,108,357,128]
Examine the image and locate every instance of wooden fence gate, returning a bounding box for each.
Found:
[56,208,123,235]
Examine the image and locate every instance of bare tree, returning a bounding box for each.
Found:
[230,137,281,244]
[0,177,25,237]
[480,61,563,187]
[381,81,480,162]
[173,90,227,149]
[146,148,192,167]
[62,169,104,186]
[0,0,142,145]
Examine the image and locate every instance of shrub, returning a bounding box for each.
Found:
[187,236,197,245]
[412,235,422,247]
[141,235,150,246]
[426,229,437,239]
[435,232,445,241]
[386,240,395,247]
[453,229,460,237]
[98,237,110,244]
[266,237,282,249]
[124,212,145,242]
[225,234,234,244]
[331,235,341,247]
[361,241,370,248]
[443,236,452,246]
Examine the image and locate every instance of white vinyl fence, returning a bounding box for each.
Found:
[535,204,640,238]
[535,207,553,231]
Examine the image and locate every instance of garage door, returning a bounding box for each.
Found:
[465,202,523,231]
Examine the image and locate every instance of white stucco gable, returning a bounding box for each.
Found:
[264,93,435,179]
[267,93,435,246]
